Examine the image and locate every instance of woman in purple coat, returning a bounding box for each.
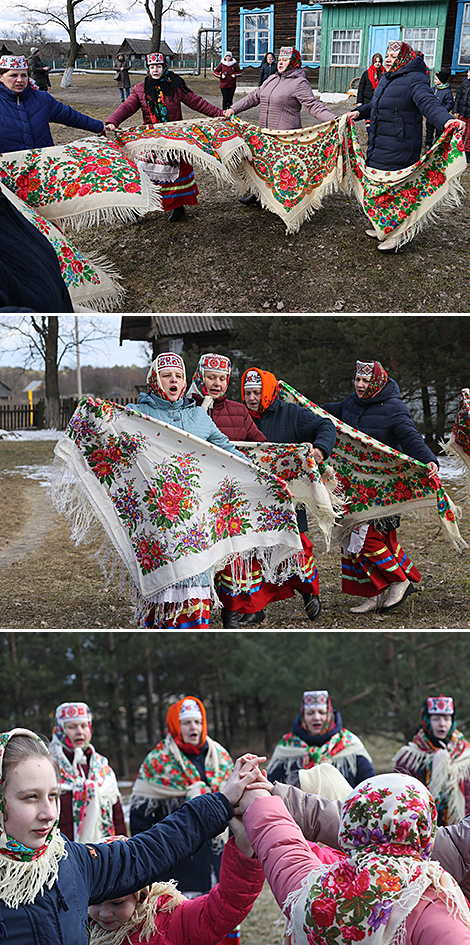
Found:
[106,52,223,222]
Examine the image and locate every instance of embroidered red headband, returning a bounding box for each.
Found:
[427,695,454,715]
[0,55,28,69]
[146,52,165,65]
[201,353,231,374]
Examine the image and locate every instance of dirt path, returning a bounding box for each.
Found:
[0,476,60,568]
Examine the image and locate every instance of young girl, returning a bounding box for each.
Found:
[88,817,264,945]
[0,727,258,944]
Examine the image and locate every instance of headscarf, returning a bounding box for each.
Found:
[146,352,187,402]
[385,40,417,74]
[421,694,456,746]
[279,46,302,71]
[285,773,470,945]
[0,728,66,908]
[368,54,385,89]
[241,367,279,416]
[166,695,208,755]
[144,52,190,123]
[300,690,336,736]
[88,877,185,945]
[188,352,231,409]
[298,761,352,800]
[49,702,121,843]
[355,359,389,398]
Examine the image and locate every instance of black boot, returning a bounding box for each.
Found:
[300,591,322,622]
[169,205,186,222]
[238,194,258,206]
[221,607,241,628]
[239,610,266,626]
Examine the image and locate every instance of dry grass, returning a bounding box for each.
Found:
[42,73,470,314]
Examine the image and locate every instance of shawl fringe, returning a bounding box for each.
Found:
[0,832,66,909]
[67,250,125,312]
[89,880,185,945]
[57,181,162,232]
[440,436,470,505]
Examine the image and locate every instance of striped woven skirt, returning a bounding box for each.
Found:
[159,158,199,211]
[342,525,421,598]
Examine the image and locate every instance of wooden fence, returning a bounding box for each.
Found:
[0,397,133,432]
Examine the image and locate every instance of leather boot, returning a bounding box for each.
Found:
[221,607,241,629]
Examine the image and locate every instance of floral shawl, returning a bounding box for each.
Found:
[49,735,120,843]
[267,728,372,785]
[441,388,470,502]
[132,733,233,803]
[284,773,470,945]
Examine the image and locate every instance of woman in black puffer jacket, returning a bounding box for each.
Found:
[453,68,470,161]
[323,359,439,616]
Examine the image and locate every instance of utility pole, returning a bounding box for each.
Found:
[74,315,83,399]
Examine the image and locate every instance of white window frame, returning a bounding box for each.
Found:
[296,3,322,66]
[239,5,274,67]
[403,27,438,67]
[330,29,362,66]
[458,2,470,66]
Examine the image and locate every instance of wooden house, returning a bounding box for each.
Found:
[120,316,234,359]
[116,38,176,64]
[222,0,468,91]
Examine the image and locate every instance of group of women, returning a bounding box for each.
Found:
[4,682,470,943]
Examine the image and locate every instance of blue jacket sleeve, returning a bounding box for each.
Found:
[390,402,437,465]
[75,791,233,904]
[47,96,104,134]
[411,77,454,132]
[202,413,248,458]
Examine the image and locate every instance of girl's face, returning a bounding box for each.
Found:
[355,375,370,398]
[384,48,399,71]
[204,372,228,397]
[149,62,163,79]
[180,717,203,745]
[277,55,291,73]
[373,55,382,67]
[159,369,185,401]
[3,757,59,849]
[64,719,92,750]
[304,706,328,735]
[267,53,274,63]
[89,894,137,930]
[0,69,29,92]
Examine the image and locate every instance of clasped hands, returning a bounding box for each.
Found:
[221,753,273,813]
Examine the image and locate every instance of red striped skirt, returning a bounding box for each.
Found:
[146,597,211,628]
[159,159,199,211]
[342,525,421,598]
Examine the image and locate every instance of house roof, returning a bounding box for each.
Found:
[80,42,121,57]
[0,380,12,396]
[117,38,175,56]
[120,316,233,344]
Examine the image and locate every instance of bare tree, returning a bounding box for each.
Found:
[129,0,193,53]
[12,20,54,46]
[16,0,117,87]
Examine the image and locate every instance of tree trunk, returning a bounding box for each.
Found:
[435,377,447,442]
[107,632,129,778]
[61,0,78,87]
[150,0,163,50]
[44,316,61,429]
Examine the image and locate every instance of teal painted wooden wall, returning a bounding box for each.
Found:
[318,1,448,92]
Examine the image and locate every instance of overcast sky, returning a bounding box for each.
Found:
[0,0,220,51]
[0,315,152,369]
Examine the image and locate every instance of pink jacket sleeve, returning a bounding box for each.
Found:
[405,889,470,944]
[243,795,337,909]
[138,837,264,945]
[295,75,336,122]
[232,86,262,114]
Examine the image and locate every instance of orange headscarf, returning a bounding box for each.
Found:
[166,696,208,750]
[241,367,279,417]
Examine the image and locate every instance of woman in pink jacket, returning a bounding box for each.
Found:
[106,52,223,222]
[224,46,336,131]
[240,772,470,945]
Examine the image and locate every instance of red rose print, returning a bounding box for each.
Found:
[426,169,446,187]
[311,897,337,926]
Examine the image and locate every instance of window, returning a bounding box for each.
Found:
[403,27,438,66]
[458,3,470,65]
[297,5,322,65]
[240,6,274,66]
[331,29,361,66]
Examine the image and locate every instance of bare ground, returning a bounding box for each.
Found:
[1,439,469,630]
[42,73,470,314]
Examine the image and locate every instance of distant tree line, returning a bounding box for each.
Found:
[2,631,469,777]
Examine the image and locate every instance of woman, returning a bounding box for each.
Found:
[258,52,277,87]
[356,52,384,129]
[0,54,104,153]
[49,701,127,842]
[453,67,470,162]
[239,772,470,945]
[213,52,242,110]
[27,46,50,90]
[130,697,233,898]
[187,352,267,442]
[393,694,470,826]
[126,351,246,628]
[113,53,131,102]
[323,359,439,614]
[106,52,224,222]
[266,688,375,787]
[225,46,336,130]
[349,41,465,250]
[0,726,255,944]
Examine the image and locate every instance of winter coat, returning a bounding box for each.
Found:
[127,391,246,458]
[231,68,336,130]
[0,83,104,153]
[189,393,267,442]
[107,81,223,127]
[0,187,73,312]
[27,54,49,91]
[252,396,336,460]
[323,377,437,465]
[454,76,470,117]
[355,56,454,169]
[258,58,277,86]
[433,83,455,113]
[126,837,264,945]
[113,57,131,90]
[356,69,377,106]
[0,792,232,945]
[266,710,375,788]
[57,745,127,841]
[213,60,242,89]
[243,795,470,945]
[272,781,470,905]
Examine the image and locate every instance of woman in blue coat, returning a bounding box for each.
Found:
[0,727,256,945]
[0,55,104,153]
[323,359,439,615]
[349,42,465,250]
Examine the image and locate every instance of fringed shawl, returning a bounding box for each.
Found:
[88,880,185,945]
[441,388,470,503]
[393,728,470,825]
